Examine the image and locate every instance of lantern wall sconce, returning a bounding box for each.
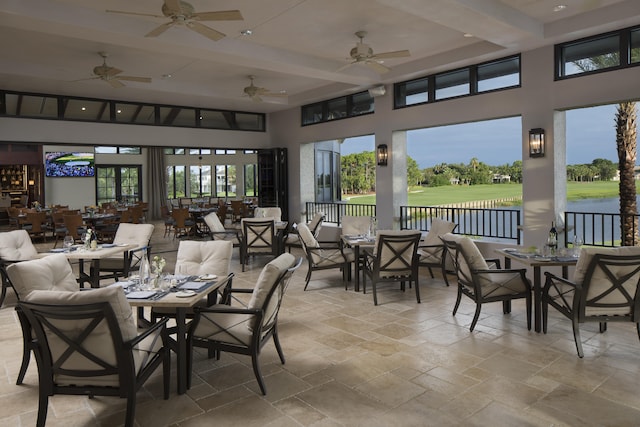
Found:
[377,144,388,166]
[529,128,545,158]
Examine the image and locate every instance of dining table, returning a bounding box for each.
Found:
[495,248,577,333]
[341,234,375,292]
[125,274,231,395]
[48,243,133,288]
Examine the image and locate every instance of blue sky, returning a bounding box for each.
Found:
[341,104,624,168]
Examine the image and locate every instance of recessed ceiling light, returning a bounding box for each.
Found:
[553,5,567,12]
[240,29,253,36]
[162,74,172,79]
[117,109,122,114]
[463,33,474,38]
[81,107,86,111]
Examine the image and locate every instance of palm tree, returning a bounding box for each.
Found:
[616,102,638,246]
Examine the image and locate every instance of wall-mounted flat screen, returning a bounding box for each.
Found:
[45,152,95,177]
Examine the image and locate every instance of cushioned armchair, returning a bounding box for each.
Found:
[241,218,278,272]
[418,218,457,286]
[6,254,78,384]
[19,286,169,427]
[187,253,301,395]
[204,211,241,253]
[91,223,154,283]
[253,206,282,222]
[362,230,422,305]
[298,222,354,290]
[440,233,532,332]
[285,212,324,253]
[341,215,372,236]
[542,246,640,357]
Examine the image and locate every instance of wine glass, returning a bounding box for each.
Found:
[63,235,74,252]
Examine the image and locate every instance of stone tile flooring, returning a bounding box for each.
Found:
[2,222,640,426]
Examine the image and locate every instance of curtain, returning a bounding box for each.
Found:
[147,147,167,221]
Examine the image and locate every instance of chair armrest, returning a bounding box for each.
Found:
[484,258,501,269]
[195,305,261,316]
[543,271,580,293]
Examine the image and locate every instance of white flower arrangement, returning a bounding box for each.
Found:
[152,255,166,275]
[84,228,93,245]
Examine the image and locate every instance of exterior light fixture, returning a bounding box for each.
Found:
[529,128,545,158]
[377,144,388,166]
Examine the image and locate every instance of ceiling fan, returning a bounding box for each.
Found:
[243,76,287,102]
[106,0,243,41]
[338,31,410,74]
[75,52,152,88]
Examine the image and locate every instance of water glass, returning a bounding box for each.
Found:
[572,235,583,257]
[63,235,74,251]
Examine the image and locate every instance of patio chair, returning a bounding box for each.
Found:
[187,253,301,394]
[23,211,49,242]
[241,218,278,272]
[440,233,532,332]
[298,222,354,290]
[418,218,457,286]
[18,285,169,427]
[171,207,195,238]
[204,212,241,253]
[542,246,640,357]
[285,212,324,253]
[63,213,87,244]
[253,206,282,222]
[0,229,40,307]
[362,230,422,305]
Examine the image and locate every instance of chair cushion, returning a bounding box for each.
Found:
[374,230,421,278]
[308,212,324,234]
[193,311,254,346]
[298,223,319,249]
[0,229,38,261]
[341,216,371,236]
[204,212,225,232]
[6,253,78,298]
[441,233,489,281]
[573,246,640,284]
[423,218,456,246]
[113,223,154,248]
[248,253,295,311]
[254,207,282,222]
[176,240,233,276]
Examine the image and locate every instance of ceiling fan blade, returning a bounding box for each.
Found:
[117,76,152,83]
[373,50,411,59]
[164,0,183,14]
[188,21,225,41]
[193,10,243,21]
[336,61,357,72]
[365,60,390,74]
[262,92,288,98]
[71,77,100,83]
[250,94,263,102]
[104,67,123,77]
[106,9,165,19]
[107,79,125,88]
[145,21,174,38]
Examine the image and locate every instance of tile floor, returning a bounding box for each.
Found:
[2,222,640,426]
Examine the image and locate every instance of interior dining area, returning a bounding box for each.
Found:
[2,1,640,426]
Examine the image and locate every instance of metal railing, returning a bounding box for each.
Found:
[400,206,521,243]
[305,202,376,225]
[564,211,639,247]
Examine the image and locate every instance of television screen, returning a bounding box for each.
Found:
[45,151,95,177]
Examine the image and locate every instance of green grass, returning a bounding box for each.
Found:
[346,181,629,205]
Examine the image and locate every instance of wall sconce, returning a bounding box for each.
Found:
[529,128,545,158]
[28,180,35,186]
[377,144,388,166]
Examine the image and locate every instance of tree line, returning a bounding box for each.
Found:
[341,151,620,194]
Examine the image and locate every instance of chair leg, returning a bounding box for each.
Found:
[573,317,584,358]
[526,293,532,331]
[36,392,49,427]
[0,281,7,307]
[372,281,378,306]
[273,328,286,364]
[303,266,312,290]
[469,304,482,332]
[414,278,421,303]
[452,286,463,315]
[251,353,267,395]
[503,300,511,314]
[599,322,607,333]
[16,345,30,385]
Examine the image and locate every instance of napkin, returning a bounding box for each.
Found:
[180,281,208,291]
[126,291,156,299]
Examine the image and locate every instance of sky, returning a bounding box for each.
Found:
[340,103,624,168]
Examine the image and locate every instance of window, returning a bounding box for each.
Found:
[166,165,186,198]
[164,148,185,155]
[216,165,237,198]
[95,146,141,154]
[115,103,156,125]
[244,164,257,196]
[435,69,470,100]
[394,77,428,108]
[62,98,110,121]
[556,25,640,79]
[477,56,520,92]
[301,91,375,126]
[4,94,58,118]
[190,165,212,197]
[315,150,340,202]
[189,149,211,155]
[96,165,141,205]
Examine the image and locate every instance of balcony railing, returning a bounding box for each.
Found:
[563,211,639,247]
[305,202,375,226]
[400,206,521,243]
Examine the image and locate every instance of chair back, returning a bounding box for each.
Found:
[63,213,85,241]
[440,233,489,288]
[297,223,322,265]
[573,247,640,320]
[242,218,276,255]
[113,223,154,249]
[25,211,48,234]
[308,212,325,237]
[19,286,140,389]
[204,212,225,232]
[6,253,78,299]
[216,204,228,224]
[372,231,421,278]
[171,207,191,228]
[129,205,145,224]
[176,240,233,277]
[341,216,371,236]
[254,207,282,222]
[247,253,300,333]
[0,229,38,261]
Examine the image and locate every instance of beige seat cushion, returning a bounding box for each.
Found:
[99,223,155,269]
[175,240,233,276]
[423,218,456,246]
[373,230,421,278]
[341,216,371,236]
[441,233,489,280]
[23,286,158,387]
[0,229,38,261]
[253,207,282,222]
[6,253,77,298]
[204,212,225,232]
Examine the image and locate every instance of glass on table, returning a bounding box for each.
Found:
[63,235,74,252]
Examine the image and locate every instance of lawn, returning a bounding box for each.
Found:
[346,181,628,205]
